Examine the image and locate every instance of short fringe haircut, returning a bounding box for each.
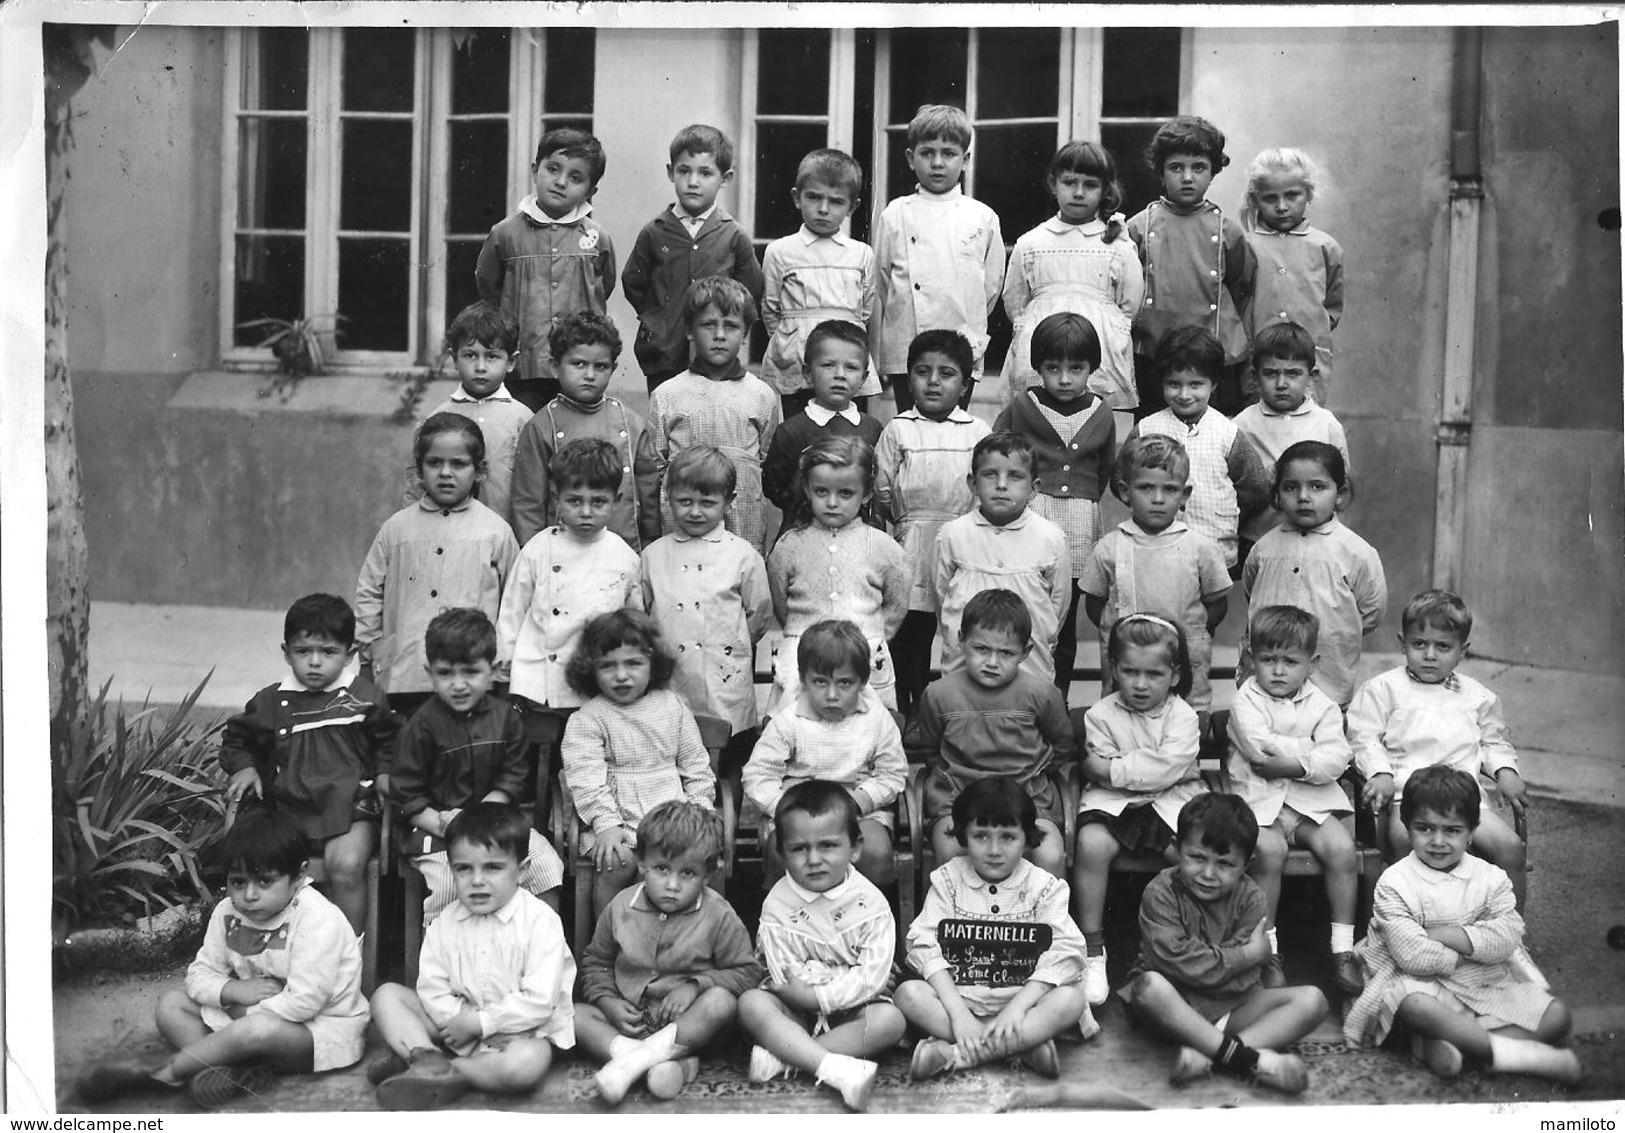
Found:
[796,147,863,197]
[1146,115,1231,174]
[215,806,309,878]
[1176,792,1259,858]
[1106,613,1193,699]
[907,103,973,150]
[1248,604,1320,656]
[424,608,498,666]
[285,593,357,648]
[1400,765,1481,830]
[970,431,1036,476]
[907,328,974,378]
[1030,312,1102,370]
[564,609,678,700]
[1272,440,1349,500]
[796,619,871,682]
[1401,588,1474,642]
[1049,140,1126,242]
[805,319,869,366]
[534,126,607,187]
[669,124,735,172]
[774,779,861,848]
[445,300,519,355]
[961,587,1033,646]
[1154,325,1224,382]
[1251,321,1317,368]
[665,444,737,497]
[682,275,758,329]
[445,801,531,864]
[415,411,486,468]
[1113,433,1191,498]
[638,799,726,867]
[791,434,876,529]
[952,776,1042,850]
[549,311,622,362]
[549,436,624,493]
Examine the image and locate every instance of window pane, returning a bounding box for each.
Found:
[975,29,1059,120]
[241,27,308,111]
[237,118,306,230]
[233,235,304,343]
[342,28,415,113]
[448,120,509,235]
[970,123,1055,244]
[340,119,414,232]
[545,28,596,116]
[337,238,410,351]
[753,121,829,239]
[1102,29,1182,118]
[757,29,830,116]
[444,240,484,332]
[888,29,967,121]
[451,29,510,115]
[1103,122,1164,215]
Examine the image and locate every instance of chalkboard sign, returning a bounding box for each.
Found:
[936,919,1052,988]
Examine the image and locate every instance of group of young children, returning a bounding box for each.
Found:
[77,103,1582,1112]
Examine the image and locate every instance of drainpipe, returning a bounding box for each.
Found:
[1432,26,1484,593]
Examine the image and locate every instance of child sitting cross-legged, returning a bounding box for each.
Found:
[574,801,764,1105]
[390,608,563,925]
[1118,792,1328,1094]
[743,618,909,888]
[367,803,576,1110]
[78,808,370,1109]
[895,777,1094,1082]
[738,780,907,1111]
[1226,604,1363,995]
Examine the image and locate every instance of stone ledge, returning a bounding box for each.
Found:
[169,370,460,418]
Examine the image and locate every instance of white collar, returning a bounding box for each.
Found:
[1041,214,1106,236]
[673,525,727,544]
[805,401,862,427]
[1120,517,1189,539]
[450,384,515,403]
[784,869,855,903]
[448,889,526,922]
[797,224,849,246]
[972,508,1031,530]
[899,406,978,425]
[1243,676,1317,706]
[276,673,355,693]
[1259,400,1315,419]
[915,183,963,201]
[518,195,593,226]
[958,856,1032,890]
[417,495,473,514]
[1279,516,1341,537]
[674,202,718,225]
[1116,692,1174,719]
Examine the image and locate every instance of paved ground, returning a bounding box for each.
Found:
[57,600,1625,1114]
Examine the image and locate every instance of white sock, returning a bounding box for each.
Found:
[1330,922,1355,954]
[608,1035,640,1060]
[1266,927,1279,954]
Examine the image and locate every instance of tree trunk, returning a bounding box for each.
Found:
[44,26,101,763]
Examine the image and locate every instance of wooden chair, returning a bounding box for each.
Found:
[555,713,737,955]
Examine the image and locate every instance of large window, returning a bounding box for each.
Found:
[744,26,1186,369]
[221,27,594,371]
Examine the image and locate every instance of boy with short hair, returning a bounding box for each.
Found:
[496,438,641,711]
[623,125,766,390]
[390,608,564,924]
[410,301,533,528]
[77,808,370,1109]
[1128,327,1271,572]
[476,128,616,411]
[934,432,1071,683]
[1348,589,1531,907]
[367,803,576,1110]
[1225,605,1362,994]
[1081,433,1230,718]
[508,312,663,550]
[743,619,908,887]
[914,589,1074,877]
[574,801,764,1105]
[1118,793,1328,1094]
[1126,115,1255,415]
[761,320,885,523]
[648,276,781,554]
[738,781,907,1111]
[875,104,1007,411]
[1232,320,1352,554]
[761,148,882,419]
[219,593,400,934]
[896,777,1093,1081]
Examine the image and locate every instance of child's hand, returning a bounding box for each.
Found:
[373,773,391,802]
[437,808,462,837]
[947,1009,986,1058]
[225,768,263,806]
[652,980,700,1025]
[1361,773,1396,811]
[981,1010,1026,1060]
[1257,739,1285,762]
[494,660,511,684]
[1243,919,1271,967]
[598,997,648,1037]
[1495,769,1529,820]
[593,827,633,872]
[442,1005,484,1048]
[225,976,284,1005]
[774,976,823,1014]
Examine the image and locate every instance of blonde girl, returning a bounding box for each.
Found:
[765,435,909,715]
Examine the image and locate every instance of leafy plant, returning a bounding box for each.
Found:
[52,674,229,939]
[236,313,344,400]
[389,368,435,424]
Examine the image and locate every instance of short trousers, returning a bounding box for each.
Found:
[1079,805,1175,856]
